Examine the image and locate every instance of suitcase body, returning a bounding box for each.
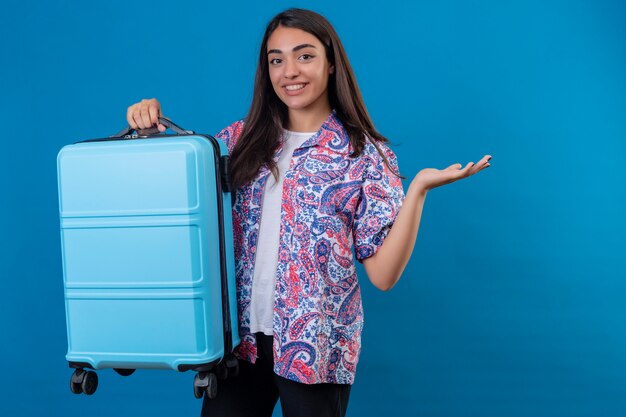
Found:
[57,130,239,397]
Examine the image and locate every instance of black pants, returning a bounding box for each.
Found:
[201,333,351,417]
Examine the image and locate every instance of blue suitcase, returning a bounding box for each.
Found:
[57,118,240,399]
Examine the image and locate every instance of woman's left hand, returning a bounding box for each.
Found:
[412,154,492,191]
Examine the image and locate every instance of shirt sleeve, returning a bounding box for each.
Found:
[214,120,245,155]
[352,141,405,262]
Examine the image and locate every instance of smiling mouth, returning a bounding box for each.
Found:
[285,83,307,91]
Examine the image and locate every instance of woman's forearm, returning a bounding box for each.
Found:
[362,180,428,291]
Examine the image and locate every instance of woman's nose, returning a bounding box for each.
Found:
[284,58,299,78]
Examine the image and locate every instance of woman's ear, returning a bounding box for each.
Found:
[329,65,335,74]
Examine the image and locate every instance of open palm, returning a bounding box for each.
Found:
[413,155,492,191]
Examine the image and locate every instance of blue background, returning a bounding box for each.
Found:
[1,0,625,416]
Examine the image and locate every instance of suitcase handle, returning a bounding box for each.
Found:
[111,117,194,138]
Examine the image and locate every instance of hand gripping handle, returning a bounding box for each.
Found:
[111,117,194,138]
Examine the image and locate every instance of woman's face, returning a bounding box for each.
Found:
[267,26,334,116]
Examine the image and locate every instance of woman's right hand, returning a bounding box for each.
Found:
[126,98,166,132]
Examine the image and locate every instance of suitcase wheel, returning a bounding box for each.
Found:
[231,363,239,378]
[194,372,218,399]
[226,359,239,378]
[216,362,228,380]
[70,369,98,395]
[70,369,83,395]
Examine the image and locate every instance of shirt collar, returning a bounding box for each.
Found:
[295,110,352,154]
[258,111,352,179]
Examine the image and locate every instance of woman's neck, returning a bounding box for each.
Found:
[287,103,331,132]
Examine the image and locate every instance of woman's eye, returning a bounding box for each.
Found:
[298,54,314,61]
[269,58,282,65]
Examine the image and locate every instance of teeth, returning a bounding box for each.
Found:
[285,84,305,91]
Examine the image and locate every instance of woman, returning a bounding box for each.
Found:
[127,8,491,417]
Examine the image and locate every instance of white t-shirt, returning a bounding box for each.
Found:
[249,130,314,335]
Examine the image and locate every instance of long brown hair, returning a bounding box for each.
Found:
[230,8,398,190]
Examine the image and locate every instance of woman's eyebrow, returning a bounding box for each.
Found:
[267,43,317,55]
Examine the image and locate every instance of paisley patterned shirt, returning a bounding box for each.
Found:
[215,111,405,385]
